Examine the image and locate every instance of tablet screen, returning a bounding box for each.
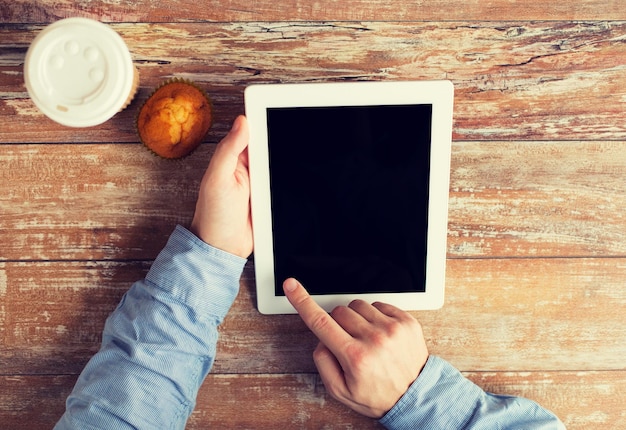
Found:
[267,104,432,296]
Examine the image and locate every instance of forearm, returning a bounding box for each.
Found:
[55,226,247,430]
[380,355,565,430]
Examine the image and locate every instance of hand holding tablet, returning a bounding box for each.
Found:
[245,81,454,314]
[190,115,254,259]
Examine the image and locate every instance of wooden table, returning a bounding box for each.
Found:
[1,1,625,428]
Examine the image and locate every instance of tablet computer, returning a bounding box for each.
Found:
[245,81,453,314]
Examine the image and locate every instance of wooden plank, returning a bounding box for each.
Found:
[432,258,626,372]
[2,258,624,375]
[2,21,625,142]
[222,257,626,373]
[192,374,383,429]
[0,0,623,23]
[1,371,624,429]
[1,141,626,261]
[448,141,626,257]
[0,261,150,374]
[463,370,626,430]
[0,375,73,429]
[0,144,212,261]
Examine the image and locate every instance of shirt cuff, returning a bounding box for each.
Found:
[379,355,483,429]
[144,225,248,323]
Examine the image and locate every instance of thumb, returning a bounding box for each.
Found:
[209,115,249,177]
[313,342,350,400]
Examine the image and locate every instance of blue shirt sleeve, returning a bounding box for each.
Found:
[55,225,247,430]
[56,226,565,429]
[379,355,566,430]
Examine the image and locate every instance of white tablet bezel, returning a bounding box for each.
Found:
[245,81,454,314]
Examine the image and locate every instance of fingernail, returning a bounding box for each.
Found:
[283,278,298,293]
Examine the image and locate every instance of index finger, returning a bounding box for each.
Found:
[283,278,352,351]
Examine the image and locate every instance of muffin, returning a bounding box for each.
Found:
[137,80,213,159]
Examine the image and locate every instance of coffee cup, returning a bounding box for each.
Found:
[24,17,139,127]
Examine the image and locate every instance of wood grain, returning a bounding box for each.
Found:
[465,370,626,429]
[448,141,626,258]
[1,141,626,262]
[1,21,625,142]
[2,1,625,427]
[0,0,623,23]
[1,371,623,429]
[2,258,624,375]
[0,144,210,261]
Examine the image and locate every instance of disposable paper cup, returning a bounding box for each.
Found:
[24,17,138,128]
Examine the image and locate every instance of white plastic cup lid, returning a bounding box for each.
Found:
[24,18,135,128]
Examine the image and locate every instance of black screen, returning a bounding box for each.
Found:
[267,104,432,296]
